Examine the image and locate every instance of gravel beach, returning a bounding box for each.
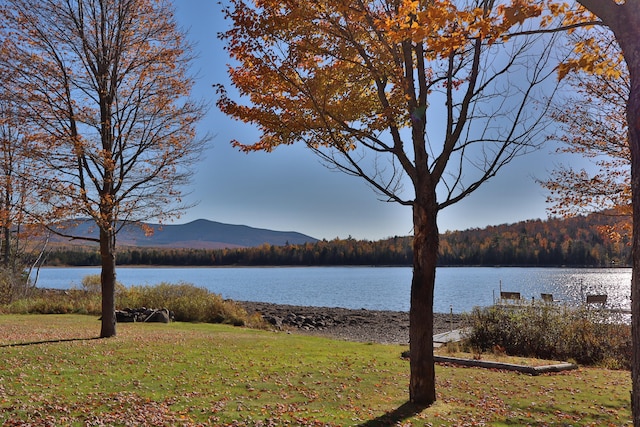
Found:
[238,301,464,345]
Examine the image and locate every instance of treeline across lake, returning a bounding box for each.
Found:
[46,237,413,267]
[439,214,630,267]
[44,212,631,267]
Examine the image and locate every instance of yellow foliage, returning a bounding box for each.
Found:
[559,35,624,81]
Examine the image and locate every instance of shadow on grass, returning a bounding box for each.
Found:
[0,337,101,347]
[359,401,427,426]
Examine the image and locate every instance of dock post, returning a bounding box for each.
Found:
[450,305,453,333]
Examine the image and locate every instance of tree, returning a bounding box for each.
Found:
[541,27,630,240]
[0,90,43,302]
[560,2,640,424]
[218,0,562,405]
[0,0,207,338]
[0,49,50,303]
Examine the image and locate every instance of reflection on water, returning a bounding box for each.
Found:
[433,267,632,313]
[554,269,631,310]
[513,269,631,311]
[34,266,632,314]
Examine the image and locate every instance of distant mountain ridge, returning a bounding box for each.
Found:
[53,219,318,249]
[46,211,632,267]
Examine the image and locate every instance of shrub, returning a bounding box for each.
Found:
[0,267,34,304]
[4,289,102,315]
[118,282,251,325]
[464,305,631,369]
[2,278,255,328]
[81,274,126,296]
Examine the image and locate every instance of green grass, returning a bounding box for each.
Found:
[0,314,632,426]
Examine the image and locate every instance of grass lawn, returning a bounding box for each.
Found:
[0,314,632,426]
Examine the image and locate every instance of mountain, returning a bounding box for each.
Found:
[46,211,632,267]
[52,219,318,249]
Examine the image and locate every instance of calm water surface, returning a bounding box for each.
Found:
[34,266,631,314]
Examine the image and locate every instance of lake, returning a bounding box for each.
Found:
[33,266,631,314]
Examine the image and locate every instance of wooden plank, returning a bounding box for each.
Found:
[434,356,578,375]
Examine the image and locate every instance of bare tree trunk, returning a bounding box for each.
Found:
[409,193,439,405]
[99,226,117,338]
[3,182,10,267]
[0,187,8,267]
[1,225,8,267]
[27,233,49,289]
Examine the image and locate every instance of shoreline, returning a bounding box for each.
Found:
[34,288,464,344]
[238,301,464,345]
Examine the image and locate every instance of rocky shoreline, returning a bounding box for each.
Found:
[238,301,464,345]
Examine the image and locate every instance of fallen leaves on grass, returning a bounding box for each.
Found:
[0,315,631,426]
[433,367,631,426]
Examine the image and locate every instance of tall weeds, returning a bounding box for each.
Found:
[2,275,259,327]
[117,282,250,325]
[465,304,631,369]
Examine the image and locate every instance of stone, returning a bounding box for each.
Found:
[263,315,283,329]
[115,310,136,323]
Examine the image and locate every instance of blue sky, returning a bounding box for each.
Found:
[170,1,587,241]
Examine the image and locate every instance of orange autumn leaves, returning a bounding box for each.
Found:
[543,25,631,241]
[388,0,542,53]
[219,0,394,153]
[0,0,205,228]
[219,0,594,155]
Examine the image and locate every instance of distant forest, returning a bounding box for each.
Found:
[44,212,631,267]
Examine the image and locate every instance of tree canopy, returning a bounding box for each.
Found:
[0,0,208,337]
[543,27,630,219]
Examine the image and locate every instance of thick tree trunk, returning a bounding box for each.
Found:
[99,226,117,338]
[628,51,640,427]
[409,195,439,405]
[611,11,640,424]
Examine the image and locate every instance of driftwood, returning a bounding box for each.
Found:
[115,307,174,323]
